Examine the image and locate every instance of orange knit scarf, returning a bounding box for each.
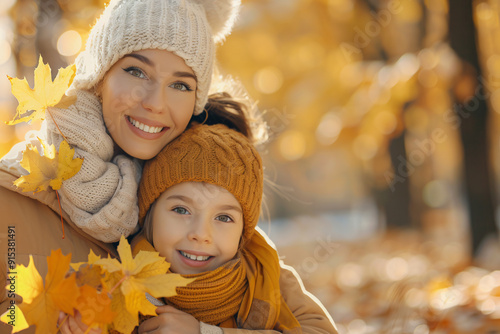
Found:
[168,258,247,325]
[132,230,302,332]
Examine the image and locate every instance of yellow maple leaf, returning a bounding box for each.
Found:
[96,236,195,334]
[1,249,81,334]
[0,304,29,333]
[6,55,76,125]
[71,249,102,272]
[14,138,83,193]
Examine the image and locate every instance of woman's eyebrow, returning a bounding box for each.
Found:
[123,53,153,66]
[174,71,197,82]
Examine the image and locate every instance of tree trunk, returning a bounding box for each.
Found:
[448,0,498,255]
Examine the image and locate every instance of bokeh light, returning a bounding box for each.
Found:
[316,111,342,146]
[422,179,449,208]
[253,66,284,94]
[57,30,82,57]
[0,39,11,65]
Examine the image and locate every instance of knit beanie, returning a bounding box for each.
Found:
[139,124,263,242]
[72,0,241,115]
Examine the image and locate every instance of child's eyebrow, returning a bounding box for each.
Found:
[218,205,242,214]
[165,194,192,203]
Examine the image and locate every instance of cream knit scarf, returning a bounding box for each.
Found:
[0,89,141,242]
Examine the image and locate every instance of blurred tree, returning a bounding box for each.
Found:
[448,0,498,255]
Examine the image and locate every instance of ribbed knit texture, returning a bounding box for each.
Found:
[72,0,241,115]
[131,229,303,332]
[0,90,142,242]
[168,259,247,325]
[139,124,263,242]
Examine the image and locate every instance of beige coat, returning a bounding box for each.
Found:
[0,169,337,334]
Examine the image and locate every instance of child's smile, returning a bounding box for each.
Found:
[152,182,243,275]
[178,250,214,269]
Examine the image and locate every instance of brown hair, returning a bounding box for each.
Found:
[190,92,268,145]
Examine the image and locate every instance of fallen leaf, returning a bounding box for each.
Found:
[6,55,76,125]
[14,138,83,193]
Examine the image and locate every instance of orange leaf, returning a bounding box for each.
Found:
[75,265,104,289]
[6,55,76,125]
[76,285,115,328]
[14,138,83,193]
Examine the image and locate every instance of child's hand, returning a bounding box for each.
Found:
[58,310,102,334]
[138,305,201,334]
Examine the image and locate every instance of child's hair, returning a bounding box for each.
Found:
[138,124,264,247]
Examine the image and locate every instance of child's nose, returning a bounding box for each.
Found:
[188,218,212,243]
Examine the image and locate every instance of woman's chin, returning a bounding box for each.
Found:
[119,145,161,160]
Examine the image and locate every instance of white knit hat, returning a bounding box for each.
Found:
[72,0,240,115]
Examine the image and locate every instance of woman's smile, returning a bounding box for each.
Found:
[100,49,196,160]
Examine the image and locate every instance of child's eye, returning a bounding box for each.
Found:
[123,67,147,79]
[216,215,234,223]
[170,82,193,91]
[173,207,189,215]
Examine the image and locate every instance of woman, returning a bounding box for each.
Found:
[0,0,248,331]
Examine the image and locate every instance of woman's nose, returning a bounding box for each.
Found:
[141,85,166,113]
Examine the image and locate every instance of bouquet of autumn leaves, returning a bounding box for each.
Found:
[0,57,194,332]
[1,236,194,333]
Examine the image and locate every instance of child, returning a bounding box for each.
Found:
[136,124,337,333]
[60,124,338,333]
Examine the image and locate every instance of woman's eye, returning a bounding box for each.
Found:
[173,207,189,215]
[216,215,233,223]
[123,67,147,79]
[170,82,193,91]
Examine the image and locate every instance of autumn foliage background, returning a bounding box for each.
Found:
[2,0,500,333]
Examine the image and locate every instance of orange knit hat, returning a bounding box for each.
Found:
[138,124,263,242]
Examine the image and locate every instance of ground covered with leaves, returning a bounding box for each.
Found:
[275,227,500,334]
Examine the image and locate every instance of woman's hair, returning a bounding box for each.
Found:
[191,92,268,146]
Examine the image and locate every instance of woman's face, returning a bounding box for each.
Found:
[151,182,243,275]
[100,49,197,160]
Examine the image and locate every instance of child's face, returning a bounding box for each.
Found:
[151,182,244,275]
[101,49,197,160]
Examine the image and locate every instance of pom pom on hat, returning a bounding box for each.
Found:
[192,0,241,44]
[72,0,241,115]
